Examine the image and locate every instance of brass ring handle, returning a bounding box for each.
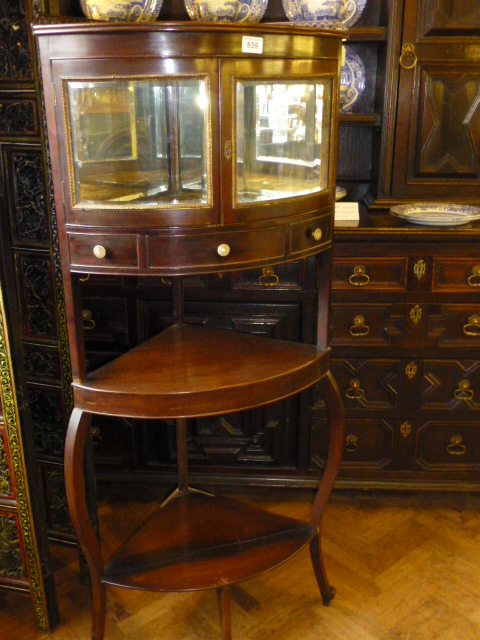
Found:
[446,435,466,456]
[348,265,370,287]
[91,426,103,446]
[93,244,106,259]
[399,43,417,70]
[312,228,323,241]
[82,309,96,330]
[350,315,370,337]
[467,266,480,287]
[258,266,279,287]
[217,243,230,257]
[345,434,358,453]
[453,379,475,402]
[463,314,480,337]
[79,274,90,282]
[345,379,365,400]
[161,277,172,286]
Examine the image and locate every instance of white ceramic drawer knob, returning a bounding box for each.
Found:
[217,243,230,257]
[93,245,106,259]
[313,228,323,241]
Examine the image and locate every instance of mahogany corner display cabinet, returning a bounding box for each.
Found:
[34,20,345,640]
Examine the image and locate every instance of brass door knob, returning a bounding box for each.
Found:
[217,243,231,257]
[313,228,323,241]
[93,245,106,259]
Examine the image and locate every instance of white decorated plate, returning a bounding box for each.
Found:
[390,203,480,226]
[343,0,367,27]
[340,46,366,112]
[335,186,347,201]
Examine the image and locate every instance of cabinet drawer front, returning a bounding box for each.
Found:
[433,259,480,291]
[427,304,480,349]
[147,227,285,272]
[290,214,331,256]
[232,261,305,291]
[416,421,480,470]
[329,303,406,348]
[421,360,480,413]
[332,258,407,291]
[310,417,394,470]
[68,233,140,270]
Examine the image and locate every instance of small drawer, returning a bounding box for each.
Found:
[433,259,480,292]
[232,261,305,290]
[310,417,394,470]
[290,214,331,256]
[67,233,140,270]
[329,303,406,348]
[416,421,480,470]
[426,304,480,349]
[147,226,285,272]
[332,257,407,291]
[420,360,479,412]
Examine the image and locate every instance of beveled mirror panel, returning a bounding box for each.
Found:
[65,77,211,208]
[235,79,332,205]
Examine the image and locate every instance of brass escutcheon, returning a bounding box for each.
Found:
[400,421,411,439]
[348,264,370,287]
[405,362,418,379]
[446,434,466,456]
[413,259,426,280]
[410,304,422,325]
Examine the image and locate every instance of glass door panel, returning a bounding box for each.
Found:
[65,77,211,208]
[235,78,332,205]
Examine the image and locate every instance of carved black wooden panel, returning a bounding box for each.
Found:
[6,149,49,245]
[0,0,32,82]
[23,345,60,381]
[0,512,25,579]
[43,467,74,535]
[0,430,13,497]
[0,96,37,136]
[27,385,65,457]
[16,254,56,340]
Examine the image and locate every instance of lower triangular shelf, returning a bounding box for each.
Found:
[103,489,315,592]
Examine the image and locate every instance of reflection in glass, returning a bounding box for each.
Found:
[66,77,210,207]
[236,80,332,204]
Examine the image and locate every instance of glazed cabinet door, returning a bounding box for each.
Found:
[391,0,480,201]
[48,57,220,229]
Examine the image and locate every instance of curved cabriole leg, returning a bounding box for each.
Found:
[309,370,345,605]
[217,586,232,640]
[65,408,106,640]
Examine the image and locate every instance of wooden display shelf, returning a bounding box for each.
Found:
[103,490,315,592]
[74,324,330,419]
[339,113,382,126]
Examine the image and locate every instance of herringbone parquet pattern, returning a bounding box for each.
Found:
[2,488,480,639]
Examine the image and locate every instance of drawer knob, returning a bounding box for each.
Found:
[345,434,358,453]
[93,245,106,259]
[348,265,370,287]
[467,266,480,287]
[446,435,466,456]
[453,379,475,402]
[463,314,480,337]
[312,228,323,241]
[350,315,370,337]
[217,243,230,257]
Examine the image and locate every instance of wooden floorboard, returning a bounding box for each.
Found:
[2,488,480,639]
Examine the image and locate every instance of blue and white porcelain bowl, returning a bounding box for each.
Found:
[80,0,163,21]
[340,46,365,112]
[184,0,269,22]
[281,0,366,29]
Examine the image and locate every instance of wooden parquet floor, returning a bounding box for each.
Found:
[2,487,480,639]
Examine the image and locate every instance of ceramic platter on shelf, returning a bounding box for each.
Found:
[343,0,367,27]
[340,46,366,112]
[335,186,347,201]
[389,203,480,226]
[281,0,367,28]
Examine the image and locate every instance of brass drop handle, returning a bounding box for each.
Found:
[79,273,90,283]
[217,243,231,257]
[463,314,480,337]
[453,379,475,402]
[93,244,106,259]
[82,309,96,330]
[348,265,370,287]
[312,228,323,241]
[446,435,466,456]
[91,426,103,445]
[258,266,279,287]
[345,379,365,400]
[467,266,480,287]
[350,315,370,337]
[399,43,417,70]
[345,434,358,452]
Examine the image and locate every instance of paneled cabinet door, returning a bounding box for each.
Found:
[391,0,480,201]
